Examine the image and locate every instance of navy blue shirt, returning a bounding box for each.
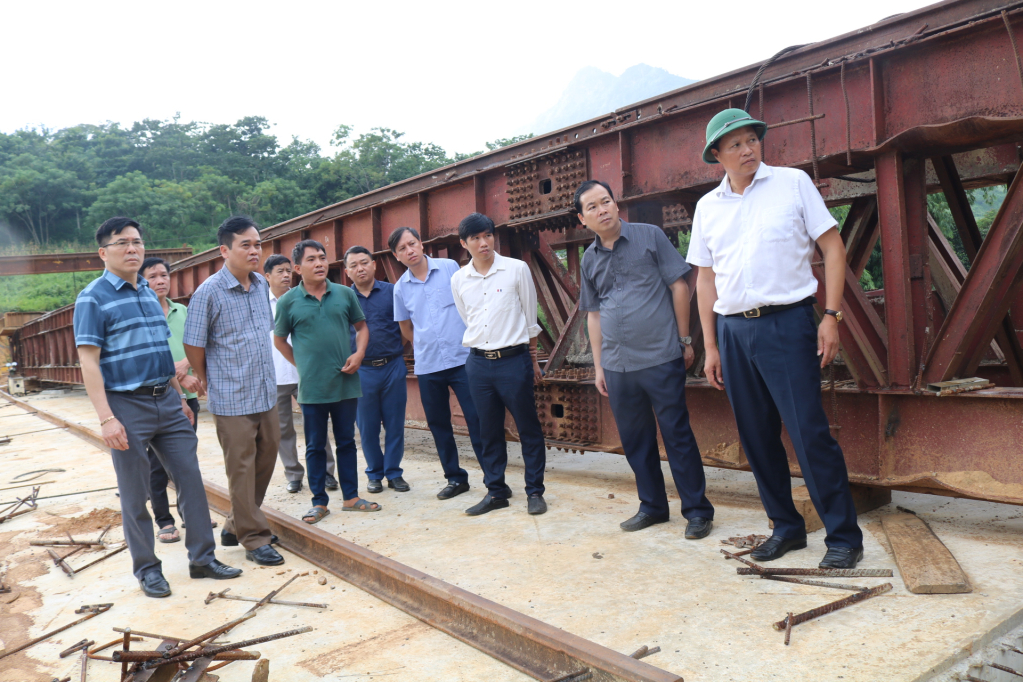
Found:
[351,280,404,360]
[73,269,176,391]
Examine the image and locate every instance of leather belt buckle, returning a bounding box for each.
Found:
[370,358,387,367]
[484,350,500,360]
[743,308,762,319]
[153,384,169,396]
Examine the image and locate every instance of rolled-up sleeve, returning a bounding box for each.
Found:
[73,293,104,348]
[182,287,211,348]
[686,203,714,267]
[516,261,541,338]
[654,227,690,286]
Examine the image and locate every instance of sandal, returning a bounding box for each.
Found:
[342,498,382,512]
[302,507,331,524]
[157,525,180,543]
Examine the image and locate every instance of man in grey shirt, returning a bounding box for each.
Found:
[577,180,714,538]
[184,216,284,567]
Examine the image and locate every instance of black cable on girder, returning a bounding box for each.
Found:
[743,44,810,113]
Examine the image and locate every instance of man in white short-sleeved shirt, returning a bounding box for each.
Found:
[687,108,864,569]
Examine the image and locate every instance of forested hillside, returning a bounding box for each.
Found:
[0,116,527,250]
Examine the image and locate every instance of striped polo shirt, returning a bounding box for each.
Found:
[73,269,175,392]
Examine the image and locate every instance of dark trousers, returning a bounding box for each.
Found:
[417,364,484,484]
[604,357,714,519]
[465,351,546,498]
[107,390,215,579]
[717,305,863,549]
[301,399,359,506]
[357,358,408,481]
[147,397,200,528]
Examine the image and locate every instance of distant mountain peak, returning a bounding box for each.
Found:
[523,64,695,136]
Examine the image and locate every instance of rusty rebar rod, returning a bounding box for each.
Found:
[737,567,893,577]
[112,650,260,663]
[161,611,257,659]
[720,548,764,573]
[47,548,76,577]
[766,113,825,130]
[78,648,88,682]
[204,588,326,609]
[132,626,312,669]
[112,627,184,642]
[772,583,893,630]
[784,613,793,645]
[32,540,106,547]
[628,646,660,660]
[58,639,94,658]
[0,604,111,660]
[989,662,1023,678]
[67,544,127,575]
[759,574,870,592]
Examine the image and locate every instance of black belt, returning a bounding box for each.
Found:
[725,296,816,319]
[365,354,401,367]
[113,383,171,396]
[470,344,528,360]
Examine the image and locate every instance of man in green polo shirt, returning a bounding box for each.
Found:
[273,240,379,524]
[140,257,203,544]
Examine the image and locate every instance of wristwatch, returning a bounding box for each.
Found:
[824,309,844,323]
[679,336,692,346]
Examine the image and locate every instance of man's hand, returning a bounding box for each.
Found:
[531,358,543,385]
[818,315,840,367]
[682,343,695,369]
[180,375,201,394]
[704,346,725,390]
[174,358,191,382]
[181,399,195,426]
[101,417,130,450]
[594,366,609,397]
[342,352,364,374]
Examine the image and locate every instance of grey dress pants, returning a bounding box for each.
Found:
[107,389,217,580]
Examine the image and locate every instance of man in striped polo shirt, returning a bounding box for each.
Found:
[74,217,242,598]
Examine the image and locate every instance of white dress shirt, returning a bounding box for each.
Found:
[686,163,837,316]
[450,252,542,350]
[269,290,300,385]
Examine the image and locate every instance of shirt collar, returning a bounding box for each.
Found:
[466,252,507,277]
[592,220,632,252]
[401,255,439,284]
[298,280,334,298]
[103,269,145,291]
[167,299,186,315]
[714,162,774,197]
[350,279,382,297]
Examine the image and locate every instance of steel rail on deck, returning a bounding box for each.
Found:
[0,391,682,682]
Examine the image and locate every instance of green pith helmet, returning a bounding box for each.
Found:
[702,108,767,164]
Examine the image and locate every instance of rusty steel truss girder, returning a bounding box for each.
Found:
[11,0,1023,508]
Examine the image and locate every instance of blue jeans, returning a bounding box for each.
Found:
[357,357,407,481]
[718,305,863,549]
[416,364,483,484]
[604,357,714,520]
[465,351,546,498]
[301,399,359,507]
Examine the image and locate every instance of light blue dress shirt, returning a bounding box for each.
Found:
[392,257,469,376]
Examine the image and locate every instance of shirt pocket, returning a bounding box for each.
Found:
[755,205,795,243]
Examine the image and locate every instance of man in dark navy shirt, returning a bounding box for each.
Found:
[345,246,410,494]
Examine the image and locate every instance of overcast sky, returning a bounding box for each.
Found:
[4,0,931,156]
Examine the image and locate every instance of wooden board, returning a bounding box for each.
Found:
[881,513,972,594]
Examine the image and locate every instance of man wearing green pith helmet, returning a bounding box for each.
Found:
[685,108,865,569]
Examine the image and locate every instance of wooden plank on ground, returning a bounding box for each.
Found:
[881,512,971,594]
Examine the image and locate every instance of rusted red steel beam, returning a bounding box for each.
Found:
[842,197,880,278]
[0,248,192,277]
[923,167,1023,383]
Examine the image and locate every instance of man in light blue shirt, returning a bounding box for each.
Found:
[390,227,484,501]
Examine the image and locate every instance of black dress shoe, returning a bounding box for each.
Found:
[245,544,284,566]
[465,495,510,516]
[189,559,243,580]
[325,474,340,491]
[139,570,171,598]
[819,545,864,569]
[750,534,808,562]
[684,517,713,540]
[437,481,470,500]
[286,480,302,493]
[366,479,383,494]
[388,477,411,492]
[527,494,547,515]
[620,511,669,532]
[222,531,278,547]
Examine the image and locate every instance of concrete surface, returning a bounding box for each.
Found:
[2,389,1023,681]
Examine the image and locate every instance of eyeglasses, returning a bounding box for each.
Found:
[104,239,145,249]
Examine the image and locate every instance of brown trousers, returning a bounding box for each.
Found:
[213,409,280,550]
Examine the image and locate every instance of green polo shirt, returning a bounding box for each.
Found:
[165,299,197,399]
[273,280,366,404]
